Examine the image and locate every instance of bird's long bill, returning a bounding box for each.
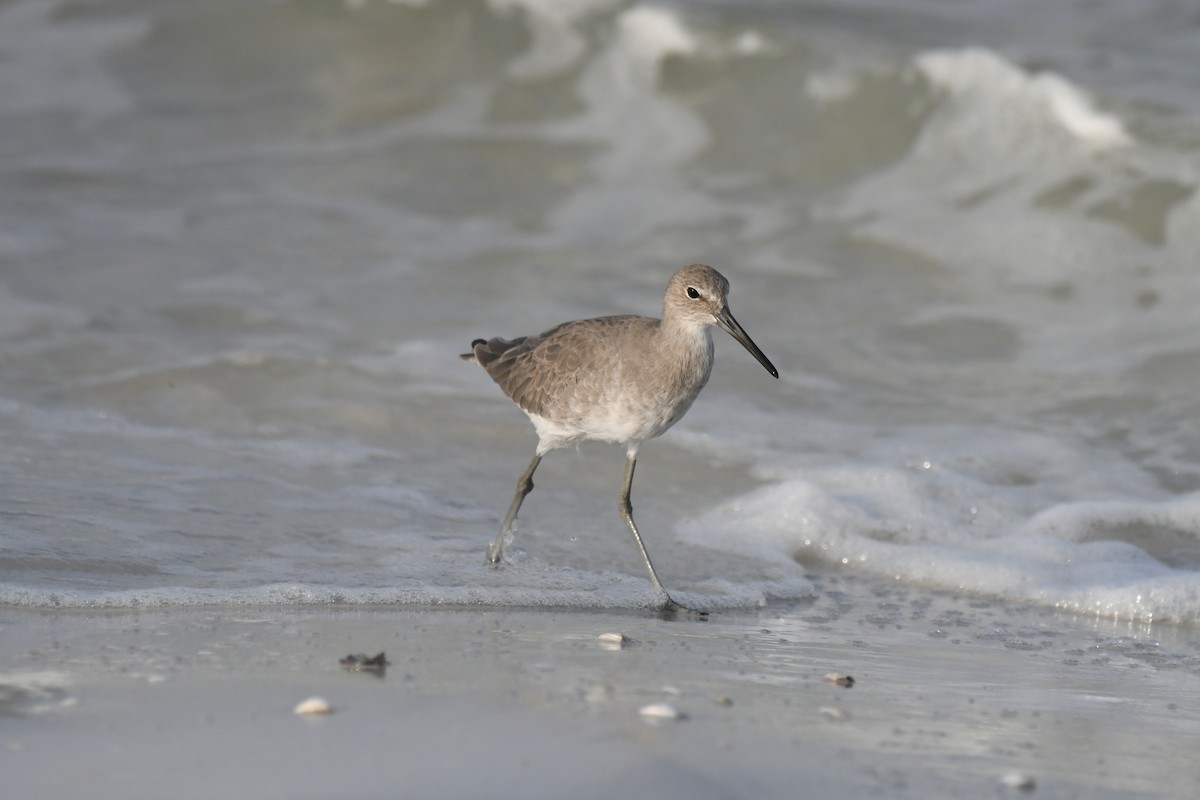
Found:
[716,307,779,378]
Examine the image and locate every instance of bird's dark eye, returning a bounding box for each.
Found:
[686,287,701,299]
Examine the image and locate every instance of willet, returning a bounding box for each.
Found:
[460,264,778,613]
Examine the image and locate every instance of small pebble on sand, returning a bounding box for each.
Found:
[339,652,387,672]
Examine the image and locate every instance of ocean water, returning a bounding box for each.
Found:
[2,0,1200,623]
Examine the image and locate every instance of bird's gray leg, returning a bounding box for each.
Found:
[488,453,542,564]
[618,446,703,615]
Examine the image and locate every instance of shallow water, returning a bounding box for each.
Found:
[2,0,1200,623]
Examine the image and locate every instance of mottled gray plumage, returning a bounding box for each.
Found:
[468,315,652,422]
[461,264,777,613]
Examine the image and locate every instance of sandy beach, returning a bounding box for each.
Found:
[4,577,1197,799]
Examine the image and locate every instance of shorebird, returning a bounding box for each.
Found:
[460,264,778,613]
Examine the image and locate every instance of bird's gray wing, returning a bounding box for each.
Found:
[472,316,639,417]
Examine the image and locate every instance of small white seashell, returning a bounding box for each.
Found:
[824,673,855,687]
[293,696,333,715]
[598,632,630,650]
[1000,772,1036,792]
[819,706,847,720]
[639,702,683,721]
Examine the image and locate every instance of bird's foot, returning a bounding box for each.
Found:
[486,539,504,565]
[658,594,708,619]
[487,525,516,565]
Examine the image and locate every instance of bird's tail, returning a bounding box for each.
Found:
[459,338,487,362]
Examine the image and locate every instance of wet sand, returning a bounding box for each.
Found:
[3,578,1197,799]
